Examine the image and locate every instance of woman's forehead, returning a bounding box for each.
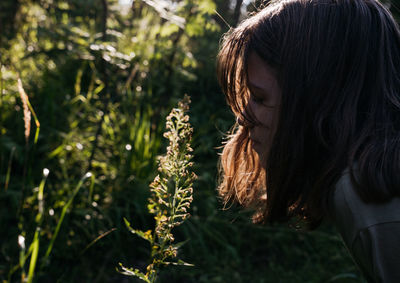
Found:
[246,52,278,91]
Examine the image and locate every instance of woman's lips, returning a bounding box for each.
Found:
[250,138,261,145]
[249,134,260,144]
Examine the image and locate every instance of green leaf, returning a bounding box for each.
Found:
[165,259,194,267]
[118,263,151,282]
[48,144,64,158]
[123,218,153,242]
[172,239,190,249]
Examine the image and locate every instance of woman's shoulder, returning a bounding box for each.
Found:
[331,170,400,245]
[330,170,400,282]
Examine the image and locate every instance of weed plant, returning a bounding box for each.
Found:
[120,95,196,283]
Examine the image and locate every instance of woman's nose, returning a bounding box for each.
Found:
[236,116,253,128]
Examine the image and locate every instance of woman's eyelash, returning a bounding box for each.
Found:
[250,93,263,103]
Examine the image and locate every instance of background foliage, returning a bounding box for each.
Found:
[1,0,399,282]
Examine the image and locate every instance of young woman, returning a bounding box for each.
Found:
[217,0,400,281]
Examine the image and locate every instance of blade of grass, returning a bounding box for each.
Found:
[79,228,117,256]
[88,173,95,205]
[43,172,93,262]
[26,169,49,283]
[7,235,33,282]
[4,146,15,191]
[0,63,3,104]
[27,229,39,283]
[74,63,85,96]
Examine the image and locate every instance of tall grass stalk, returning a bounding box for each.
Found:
[119,95,196,283]
[17,78,40,144]
[25,168,48,283]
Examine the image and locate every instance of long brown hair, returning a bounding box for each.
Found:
[217,0,400,227]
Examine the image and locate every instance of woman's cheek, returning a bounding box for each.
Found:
[257,107,274,128]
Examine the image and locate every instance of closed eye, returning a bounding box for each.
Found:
[249,92,264,104]
[249,89,278,109]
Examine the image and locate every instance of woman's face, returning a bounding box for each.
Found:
[242,52,281,160]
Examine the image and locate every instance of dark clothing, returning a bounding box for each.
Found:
[330,171,400,282]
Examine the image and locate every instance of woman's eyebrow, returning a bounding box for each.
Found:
[248,82,270,95]
[248,81,268,91]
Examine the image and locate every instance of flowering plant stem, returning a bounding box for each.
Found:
[120,95,196,282]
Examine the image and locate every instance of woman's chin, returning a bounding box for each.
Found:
[251,140,266,162]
